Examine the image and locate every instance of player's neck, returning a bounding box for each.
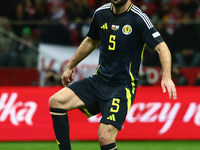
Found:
[112,1,131,14]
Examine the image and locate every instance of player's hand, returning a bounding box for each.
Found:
[161,77,177,100]
[61,68,74,86]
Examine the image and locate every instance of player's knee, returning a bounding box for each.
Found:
[49,94,61,108]
[98,125,116,146]
[98,132,110,146]
[98,123,119,146]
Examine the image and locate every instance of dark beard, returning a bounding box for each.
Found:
[112,0,128,7]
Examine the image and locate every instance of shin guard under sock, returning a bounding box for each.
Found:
[50,108,71,150]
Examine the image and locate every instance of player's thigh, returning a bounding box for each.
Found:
[98,123,119,146]
[49,87,85,110]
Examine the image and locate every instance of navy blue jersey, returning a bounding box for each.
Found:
[87,3,163,86]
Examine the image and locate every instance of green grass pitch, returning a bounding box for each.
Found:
[0,141,200,150]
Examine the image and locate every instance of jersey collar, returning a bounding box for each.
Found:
[111,3,133,13]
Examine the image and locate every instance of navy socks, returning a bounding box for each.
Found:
[50,108,71,150]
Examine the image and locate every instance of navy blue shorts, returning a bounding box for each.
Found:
[68,77,136,130]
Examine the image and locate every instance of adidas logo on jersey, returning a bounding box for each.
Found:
[107,114,116,121]
[101,23,108,29]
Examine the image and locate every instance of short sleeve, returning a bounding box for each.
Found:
[87,12,100,40]
[137,14,164,49]
[142,26,164,49]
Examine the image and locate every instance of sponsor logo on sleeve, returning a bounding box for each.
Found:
[152,31,160,38]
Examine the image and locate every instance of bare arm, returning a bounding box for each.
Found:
[62,37,100,86]
[154,42,177,100]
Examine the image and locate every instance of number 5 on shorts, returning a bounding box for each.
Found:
[110,98,120,113]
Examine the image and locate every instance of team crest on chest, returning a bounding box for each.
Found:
[122,25,132,35]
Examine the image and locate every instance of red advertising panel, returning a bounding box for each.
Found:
[0,86,200,141]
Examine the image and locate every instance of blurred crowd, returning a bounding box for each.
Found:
[0,0,200,85]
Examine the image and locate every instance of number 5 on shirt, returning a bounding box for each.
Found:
[108,35,116,50]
